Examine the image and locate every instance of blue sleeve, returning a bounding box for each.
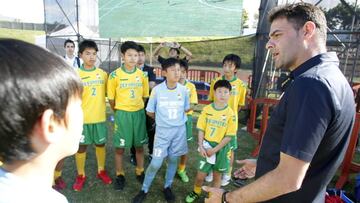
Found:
[281,77,333,162]
[184,87,190,111]
[146,87,157,113]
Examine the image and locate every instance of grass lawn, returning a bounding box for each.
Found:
[99,0,243,37]
[58,107,358,202]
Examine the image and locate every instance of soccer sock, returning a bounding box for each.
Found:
[95,146,106,172]
[75,152,86,176]
[228,167,233,177]
[135,167,144,176]
[178,164,186,172]
[54,170,62,180]
[194,185,202,195]
[116,170,125,176]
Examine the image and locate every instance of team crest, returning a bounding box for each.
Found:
[136,76,140,82]
[221,115,227,121]
[96,73,101,79]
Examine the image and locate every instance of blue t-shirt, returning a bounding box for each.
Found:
[0,167,68,203]
[146,81,190,127]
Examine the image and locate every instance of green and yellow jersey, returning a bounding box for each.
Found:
[197,103,237,143]
[77,66,107,124]
[107,65,149,112]
[209,76,247,114]
[183,80,198,115]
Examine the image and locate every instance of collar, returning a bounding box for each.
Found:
[65,54,75,60]
[290,52,338,79]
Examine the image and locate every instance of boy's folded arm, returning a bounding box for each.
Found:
[109,99,115,111]
[212,136,232,154]
[146,111,155,119]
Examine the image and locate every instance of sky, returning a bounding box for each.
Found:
[0,0,261,25]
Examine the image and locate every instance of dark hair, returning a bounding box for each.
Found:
[179,59,188,71]
[64,39,75,47]
[214,80,232,92]
[138,45,145,53]
[161,58,180,71]
[169,47,180,55]
[268,2,327,42]
[120,41,139,54]
[223,54,241,69]
[0,39,83,163]
[78,40,98,54]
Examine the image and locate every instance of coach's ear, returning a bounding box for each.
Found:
[31,109,62,150]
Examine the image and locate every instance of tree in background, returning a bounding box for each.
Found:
[324,2,360,30]
[242,9,249,29]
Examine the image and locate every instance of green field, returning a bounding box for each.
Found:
[99,0,243,37]
[56,107,358,202]
[0,28,44,44]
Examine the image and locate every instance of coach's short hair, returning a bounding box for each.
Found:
[268,2,327,42]
[0,39,83,163]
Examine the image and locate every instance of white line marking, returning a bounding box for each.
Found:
[198,0,242,12]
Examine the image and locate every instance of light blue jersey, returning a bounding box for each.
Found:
[146,81,190,127]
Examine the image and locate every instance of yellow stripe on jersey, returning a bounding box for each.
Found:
[209,76,247,114]
[184,80,198,115]
[197,103,237,143]
[107,65,149,112]
[77,66,107,123]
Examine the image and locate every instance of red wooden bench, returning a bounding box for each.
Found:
[335,112,360,189]
[247,97,279,157]
[335,83,360,189]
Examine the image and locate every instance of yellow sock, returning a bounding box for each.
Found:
[178,164,186,172]
[116,170,125,176]
[228,167,232,176]
[54,170,62,180]
[135,167,144,176]
[194,185,202,195]
[95,146,106,172]
[75,152,86,176]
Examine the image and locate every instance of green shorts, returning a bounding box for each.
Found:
[230,115,239,150]
[80,122,108,145]
[113,109,148,148]
[198,141,230,173]
[186,115,193,141]
[230,136,238,150]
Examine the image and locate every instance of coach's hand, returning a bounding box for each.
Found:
[233,159,257,179]
[202,186,224,203]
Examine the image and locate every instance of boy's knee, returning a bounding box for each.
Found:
[135,147,144,153]
[168,156,178,164]
[148,158,163,171]
[115,148,125,155]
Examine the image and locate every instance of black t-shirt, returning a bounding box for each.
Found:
[157,55,189,64]
[256,52,355,203]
